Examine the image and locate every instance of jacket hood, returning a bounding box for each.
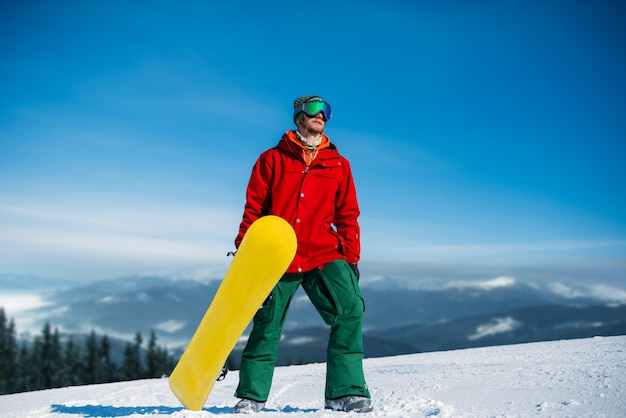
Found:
[279,131,337,167]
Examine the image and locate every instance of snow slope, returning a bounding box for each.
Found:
[1,336,624,417]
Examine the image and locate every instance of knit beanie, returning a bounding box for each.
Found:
[293,95,325,125]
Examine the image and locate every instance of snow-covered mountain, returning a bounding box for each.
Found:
[1,336,624,417]
[3,274,625,365]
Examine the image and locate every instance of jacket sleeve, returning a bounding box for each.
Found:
[333,157,361,264]
[235,151,274,248]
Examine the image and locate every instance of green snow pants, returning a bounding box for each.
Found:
[235,259,370,401]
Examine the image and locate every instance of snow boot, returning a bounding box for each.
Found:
[325,395,373,413]
[234,398,265,414]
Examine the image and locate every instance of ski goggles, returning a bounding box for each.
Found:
[295,100,332,121]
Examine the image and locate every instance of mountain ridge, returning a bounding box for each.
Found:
[3,273,625,366]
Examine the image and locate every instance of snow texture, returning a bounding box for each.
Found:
[1,336,624,417]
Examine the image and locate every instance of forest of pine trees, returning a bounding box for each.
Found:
[0,308,177,395]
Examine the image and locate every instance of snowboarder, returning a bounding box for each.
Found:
[233,95,372,413]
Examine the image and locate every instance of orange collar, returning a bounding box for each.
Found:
[286,130,331,166]
[287,130,330,151]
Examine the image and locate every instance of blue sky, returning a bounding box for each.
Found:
[1,1,625,286]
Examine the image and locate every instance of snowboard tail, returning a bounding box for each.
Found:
[168,215,297,410]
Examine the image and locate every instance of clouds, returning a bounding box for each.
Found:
[0,197,239,280]
[398,240,626,261]
[2,191,623,285]
[362,226,626,268]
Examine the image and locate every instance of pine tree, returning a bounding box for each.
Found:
[1,318,178,393]
[145,330,158,378]
[82,330,99,384]
[122,331,143,380]
[15,341,32,393]
[62,335,82,387]
[144,330,177,378]
[0,309,18,394]
[30,336,43,389]
[158,345,176,376]
[31,322,63,390]
[50,326,63,387]
[99,335,116,383]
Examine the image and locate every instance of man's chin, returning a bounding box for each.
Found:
[304,127,324,136]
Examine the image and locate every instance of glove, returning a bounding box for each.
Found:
[349,263,360,281]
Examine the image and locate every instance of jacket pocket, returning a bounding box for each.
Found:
[317,259,364,316]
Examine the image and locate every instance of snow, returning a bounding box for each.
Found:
[0,293,49,316]
[467,317,522,341]
[155,320,187,333]
[547,282,626,303]
[443,276,516,291]
[1,336,624,417]
[587,284,626,302]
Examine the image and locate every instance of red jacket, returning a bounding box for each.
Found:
[236,130,360,273]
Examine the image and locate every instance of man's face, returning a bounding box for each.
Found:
[300,112,326,135]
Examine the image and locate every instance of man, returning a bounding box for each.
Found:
[233,95,372,414]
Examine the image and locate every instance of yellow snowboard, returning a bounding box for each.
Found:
[168,215,297,410]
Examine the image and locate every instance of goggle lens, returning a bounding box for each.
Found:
[298,100,332,121]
